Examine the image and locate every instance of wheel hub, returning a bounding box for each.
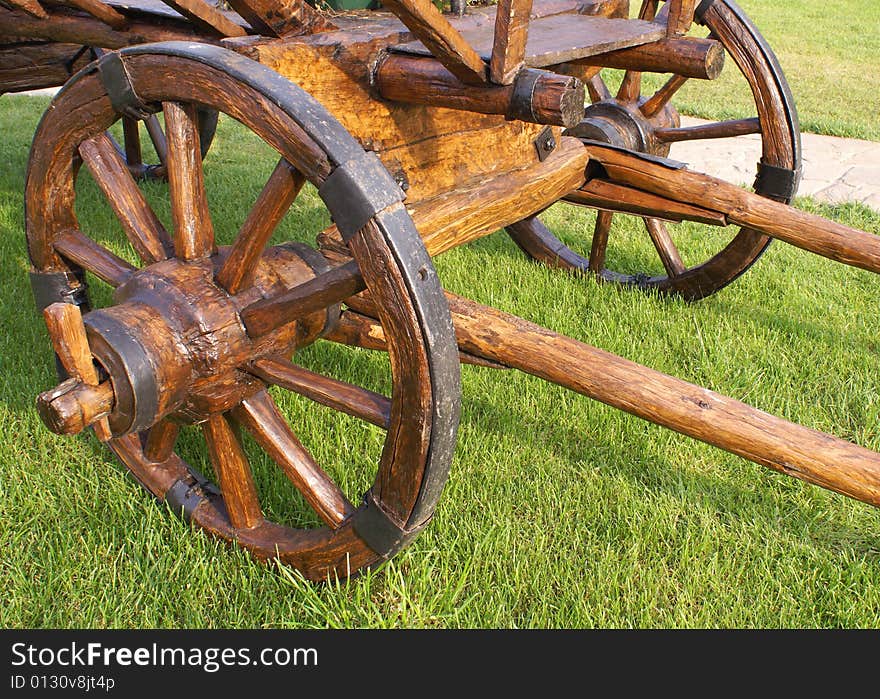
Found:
[567,98,679,157]
[77,244,335,435]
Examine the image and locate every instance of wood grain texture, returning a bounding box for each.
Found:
[381,0,488,84]
[241,260,364,337]
[0,41,91,94]
[585,143,880,274]
[36,378,115,436]
[416,135,587,256]
[216,158,304,294]
[78,131,172,264]
[53,229,136,287]
[156,0,246,37]
[376,54,584,127]
[234,390,354,528]
[223,0,334,37]
[250,356,391,429]
[394,13,665,68]
[490,0,533,84]
[3,0,47,18]
[572,37,725,80]
[443,294,880,509]
[64,0,127,28]
[42,302,112,440]
[566,179,727,225]
[144,418,179,463]
[163,101,214,261]
[0,5,209,47]
[203,413,263,530]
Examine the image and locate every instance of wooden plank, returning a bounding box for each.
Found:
[156,0,246,37]
[381,0,488,84]
[490,0,533,84]
[3,0,47,19]
[65,0,128,28]
[0,42,90,94]
[223,0,334,37]
[393,14,666,68]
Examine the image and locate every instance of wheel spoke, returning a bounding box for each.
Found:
[78,132,173,264]
[645,217,685,277]
[121,117,143,170]
[203,413,263,530]
[54,229,136,287]
[240,260,365,338]
[249,356,391,429]
[640,74,689,118]
[216,158,305,294]
[144,114,168,166]
[588,210,613,273]
[163,101,215,261]
[233,390,355,528]
[616,70,642,103]
[653,118,762,143]
[585,74,612,103]
[143,418,180,463]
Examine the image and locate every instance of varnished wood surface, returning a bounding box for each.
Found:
[489,0,533,84]
[393,13,665,68]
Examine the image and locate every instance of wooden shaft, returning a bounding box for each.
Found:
[376,54,585,128]
[490,0,533,85]
[586,143,880,274]
[445,294,880,508]
[0,6,208,47]
[569,36,725,80]
[64,0,127,29]
[36,378,115,436]
[240,260,365,337]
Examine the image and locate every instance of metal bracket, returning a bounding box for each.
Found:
[507,69,543,124]
[351,490,433,559]
[318,151,405,241]
[534,126,557,162]
[754,161,801,202]
[30,270,89,312]
[96,51,154,120]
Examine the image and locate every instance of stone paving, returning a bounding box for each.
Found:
[672,117,880,211]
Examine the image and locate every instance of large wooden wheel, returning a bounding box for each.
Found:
[507,0,802,300]
[26,42,461,581]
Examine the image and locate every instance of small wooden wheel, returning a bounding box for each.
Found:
[26,43,461,581]
[507,0,802,300]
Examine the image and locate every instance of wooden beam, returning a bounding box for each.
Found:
[569,36,725,80]
[157,0,247,37]
[64,0,127,29]
[376,54,584,127]
[380,0,488,84]
[489,0,533,84]
[222,0,334,37]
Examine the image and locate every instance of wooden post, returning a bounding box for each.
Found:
[569,36,725,80]
[490,0,533,84]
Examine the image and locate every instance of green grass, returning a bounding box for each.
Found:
[2,93,880,628]
[638,0,880,140]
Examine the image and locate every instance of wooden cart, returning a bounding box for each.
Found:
[5,0,879,580]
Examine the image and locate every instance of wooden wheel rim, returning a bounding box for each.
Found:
[506,0,802,301]
[25,43,461,581]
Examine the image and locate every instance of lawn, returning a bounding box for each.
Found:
[1,1,879,629]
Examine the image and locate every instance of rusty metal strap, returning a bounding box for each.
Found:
[754,161,801,202]
[351,491,433,559]
[30,270,88,312]
[96,52,154,121]
[318,151,405,241]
